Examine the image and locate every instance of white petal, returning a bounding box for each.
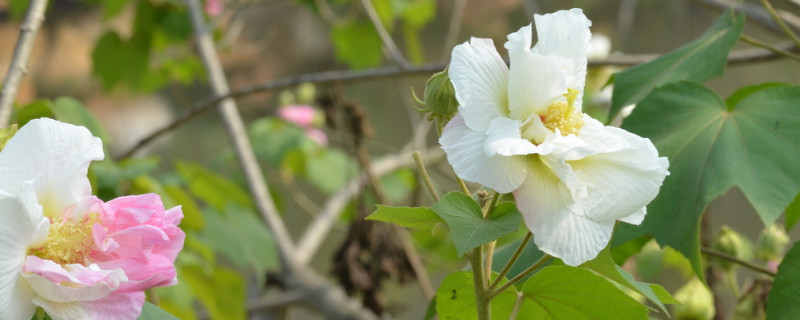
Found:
[506,44,566,120]
[484,117,537,156]
[513,156,613,266]
[619,207,646,225]
[23,259,125,303]
[449,38,509,132]
[564,120,669,222]
[0,187,48,320]
[0,118,104,217]
[532,8,591,90]
[440,114,527,193]
[31,297,88,320]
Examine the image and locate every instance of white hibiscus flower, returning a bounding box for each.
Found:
[439,8,669,266]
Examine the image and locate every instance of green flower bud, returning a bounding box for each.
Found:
[413,67,458,133]
[278,90,295,107]
[0,124,18,152]
[756,224,790,261]
[296,82,316,105]
[712,225,753,270]
[672,277,715,320]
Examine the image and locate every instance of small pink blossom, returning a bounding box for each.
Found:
[305,127,328,147]
[278,105,318,127]
[205,0,224,16]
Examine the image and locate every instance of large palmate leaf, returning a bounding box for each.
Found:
[435,271,520,320]
[767,241,800,320]
[618,81,800,276]
[431,192,521,256]
[520,266,649,319]
[608,9,743,120]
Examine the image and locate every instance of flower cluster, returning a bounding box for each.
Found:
[440,9,669,266]
[0,118,184,320]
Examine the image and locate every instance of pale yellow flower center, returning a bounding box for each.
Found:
[541,89,584,136]
[33,218,95,265]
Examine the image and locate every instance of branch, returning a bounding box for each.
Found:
[359,0,409,67]
[441,0,467,62]
[0,0,48,127]
[701,246,777,277]
[689,0,800,34]
[114,42,797,160]
[295,147,444,265]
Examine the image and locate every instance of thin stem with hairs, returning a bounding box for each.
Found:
[490,254,552,299]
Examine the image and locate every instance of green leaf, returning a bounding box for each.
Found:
[305,149,357,194]
[435,271,520,320]
[366,205,443,230]
[431,192,521,256]
[784,192,800,231]
[51,97,111,143]
[380,168,416,204]
[249,117,306,165]
[9,0,29,19]
[767,241,800,320]
[92,31,151,90]
[521,266,649,319]
[331,21,384,69]
[619,82,800,277]
[138,302,180,320]
[0,124,18,151]
[16,100,55,126]
[176,161,253,212]
[580,249,677,314]
[182,265,246,320]
[164,185,205,231]
[608,9,743,120]
[491,235,545,282]
[195,205,279,283]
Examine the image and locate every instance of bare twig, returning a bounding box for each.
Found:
[115,42,797,159]
[701,246,777,277]
[689,0,800,34]
[295,147,444,265]
[186,0,296,262]
[759,0,800,49]
[0,0,48,127]
[740,35,800,62]
[359,0,409,67]
[441,0,467,62]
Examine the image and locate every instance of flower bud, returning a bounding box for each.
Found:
[756,224,790,262]
[672,277,715,320]
[712,225,753,270]
[414,68,458,123]
[278,90,295,107]
[296,82,316,105]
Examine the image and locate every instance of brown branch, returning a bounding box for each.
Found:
[701,246,777,277]
[114,42,797,160]
[0,0,48,127]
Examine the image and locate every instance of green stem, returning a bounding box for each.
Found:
[740,34,800,63]
[489,232,532,290]
[457,177,471,195]
[490,254,552,299]
[469,246,491,320]
[481,192,500,281]
[759,0,800,50]
[701,246,776,277]
[413,150,440,202]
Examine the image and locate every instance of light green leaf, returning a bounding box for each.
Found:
[435,271,520,320]
[767,241,800,320]
[305,149,357,194]
[431,192,521,256]
[176,161,253,212]
[581,249,676,314]
[618,82,800,277]
[138,302,180,320]
[51,97,111,143]
[367,205,443,230]
[609,9,743,120]
[331,21,384,69]
[15,100,55,126]
[182,265,246,320]
[380,168,416,204]
[521,266,649,319]
[0,124,18,151]
[249,117,307,166]
[164,185,205,231]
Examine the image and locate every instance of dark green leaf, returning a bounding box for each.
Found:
[138,302,180,320]
[176,161,254,212]
[619,82,800,276]
[767,241,800,320]
[92,31,150,90]
[609,9,743,120]
[784,192,800,231]
[491,235,545,283]
[15,100,55,126]
[431,192,521,256]
[367,205,443,230]
[521,266,649,319]
[435,271,519,320]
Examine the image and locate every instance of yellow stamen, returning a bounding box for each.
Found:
[33,218,94,265]
[542,89,584,136]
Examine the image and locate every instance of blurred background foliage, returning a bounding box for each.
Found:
[2,0,800,319]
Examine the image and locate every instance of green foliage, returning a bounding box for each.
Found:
[249,117,309,165]
[182,265,247,320]
[609,9,743,120]
[305,148,357,194]
[431,192,521,256]
[520,266,649,319]
[51,97,112,142]
[618,81,800,277]
[580,249,677,314]
[0,124,18,151]
[767,241,800,320]
[16,100,55,126]
[331,21,385,69]
[367,205,443,229]
[490,235,545,282]
[176,161,254,211]
[138,302,180,320]
[785,193,800,231]
[435,271,520,320]
[8,0,29,19]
